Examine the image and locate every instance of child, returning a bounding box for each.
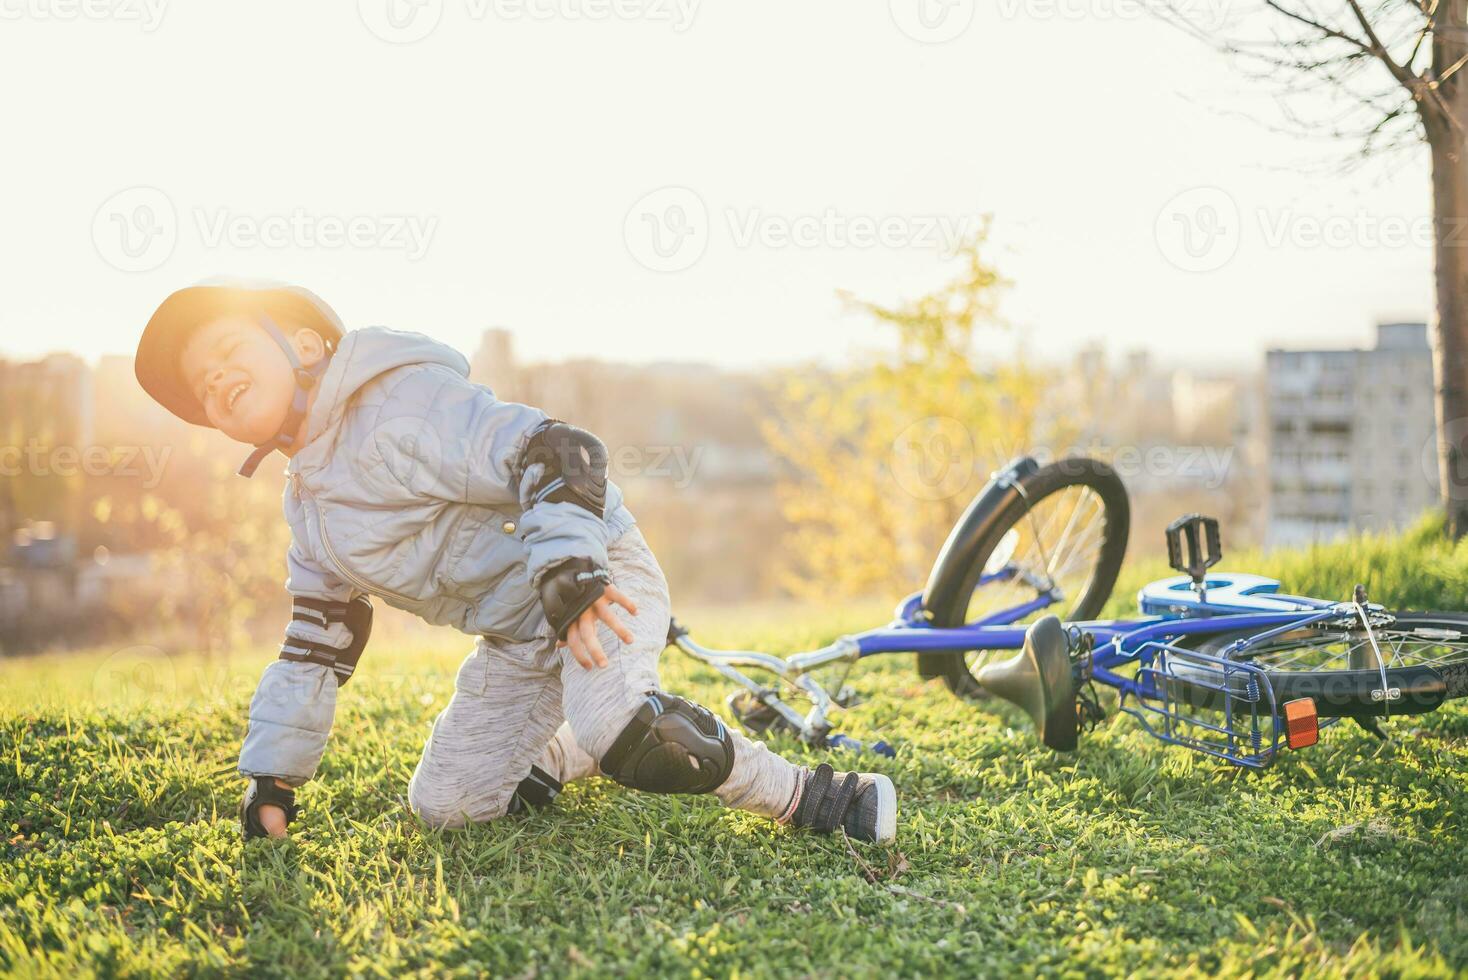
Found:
[133,281,897,843]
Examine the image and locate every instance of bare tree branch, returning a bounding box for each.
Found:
[1433,50,1468,86]
[1148,0,1463,156]
[1342,0,1418,85]
[1263,0,1372,55]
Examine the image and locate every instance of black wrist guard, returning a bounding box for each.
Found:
[240,777,299,839]
[519,420,608,518]
[539,557,611,640]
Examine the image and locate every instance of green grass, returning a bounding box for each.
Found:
[2,538,1466,978]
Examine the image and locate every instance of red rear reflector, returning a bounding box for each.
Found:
[1283,698,1318,749]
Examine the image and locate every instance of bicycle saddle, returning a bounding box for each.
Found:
[976,615,1079,751]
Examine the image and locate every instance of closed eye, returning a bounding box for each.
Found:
[200,342,245,403]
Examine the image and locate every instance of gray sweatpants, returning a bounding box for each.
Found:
[406,527,800,828]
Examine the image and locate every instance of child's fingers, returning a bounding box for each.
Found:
[595,600,635,645]
[603,585,638,617]
[578,615,608,668]
[564,630,594,670]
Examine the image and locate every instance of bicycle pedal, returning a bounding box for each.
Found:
[1165,514,1222,593]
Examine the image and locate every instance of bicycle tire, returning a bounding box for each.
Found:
[924,457,1130,702]
[1178,612,1468,718]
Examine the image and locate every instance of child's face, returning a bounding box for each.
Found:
[178,315,325,445]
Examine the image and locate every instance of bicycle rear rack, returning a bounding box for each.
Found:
[1118,641,1323,768]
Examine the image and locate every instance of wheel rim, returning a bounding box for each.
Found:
[960,484,1109,677]
[1227,621,1468,672]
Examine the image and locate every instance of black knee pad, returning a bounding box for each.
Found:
[600,692,735,794]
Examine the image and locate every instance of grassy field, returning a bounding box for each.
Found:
[3,524,1467,977]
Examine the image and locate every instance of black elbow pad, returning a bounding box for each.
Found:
[277,595,373,687]
[519,420,608,518]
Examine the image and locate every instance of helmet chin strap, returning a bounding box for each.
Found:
[238,316,333,478]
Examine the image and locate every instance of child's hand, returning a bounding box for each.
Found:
[241,777,296,839]
[256,792,290,839]
[562,586,638,669]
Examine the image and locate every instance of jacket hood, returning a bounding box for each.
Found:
[293,326,471,464]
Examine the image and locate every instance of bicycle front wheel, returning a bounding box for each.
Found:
[926,457,1130,702]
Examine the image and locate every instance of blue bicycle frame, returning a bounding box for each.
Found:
[671,567,1365,768]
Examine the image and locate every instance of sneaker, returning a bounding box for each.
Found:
[784,763,897,844]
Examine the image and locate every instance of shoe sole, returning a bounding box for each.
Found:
[871,774,897,844]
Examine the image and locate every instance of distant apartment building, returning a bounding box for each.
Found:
[470,327,519,398]
[0,353,93,449]
[1266,322,1440,547]
[0,353,95,537]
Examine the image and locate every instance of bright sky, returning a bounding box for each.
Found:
[0,0,1435,373]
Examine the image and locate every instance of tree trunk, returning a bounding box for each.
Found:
[1427,17,1468,537]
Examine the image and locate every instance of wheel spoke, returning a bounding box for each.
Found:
[1044,489,1089,579]
[962,484,1111,677]
[1233,624,1468,672]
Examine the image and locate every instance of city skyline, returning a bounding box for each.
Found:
[0,311,1428,376]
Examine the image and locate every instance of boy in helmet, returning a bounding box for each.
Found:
[134,282,897,843]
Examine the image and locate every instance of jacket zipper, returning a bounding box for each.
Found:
[292,474,419,604]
